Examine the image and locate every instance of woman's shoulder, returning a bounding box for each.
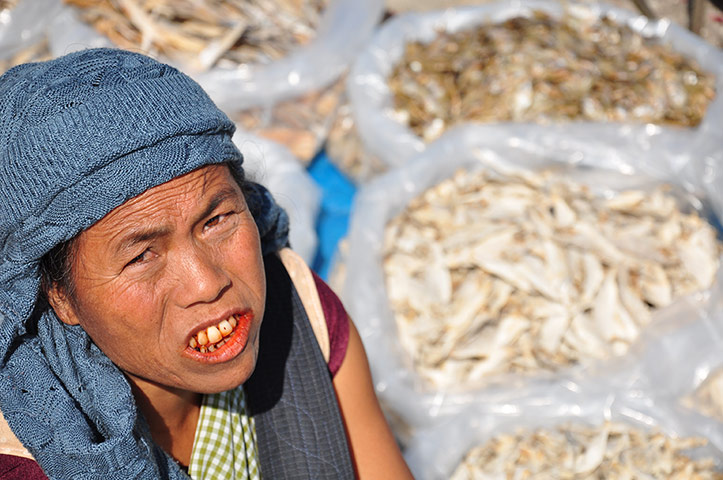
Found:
[309,269,349,377]
[0,454,47,479]
[276,248,350,376]
[0,411,47,479]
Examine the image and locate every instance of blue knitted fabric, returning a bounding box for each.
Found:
[0,48,288,479]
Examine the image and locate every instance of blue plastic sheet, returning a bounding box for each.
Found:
[308,150,356,280]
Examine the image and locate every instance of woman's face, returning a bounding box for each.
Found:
[49,164,266,395]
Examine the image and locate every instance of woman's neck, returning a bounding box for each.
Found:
[127,376,202,467]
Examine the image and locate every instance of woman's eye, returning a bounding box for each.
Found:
[204,212,233,230]
[127,249,152,266]
[205,215,222,228]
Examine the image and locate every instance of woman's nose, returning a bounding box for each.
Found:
[174,245,230,307]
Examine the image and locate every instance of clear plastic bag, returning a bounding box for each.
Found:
[615,266,723,423]
[347,0,723,168]
[232,129,321,265]
[340,123,722,433]
[403,383,723,479]
[0,0,60,65]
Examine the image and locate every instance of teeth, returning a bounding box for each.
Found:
[207,326,222,344]
[190,314,240,352]
[219,319,233,336]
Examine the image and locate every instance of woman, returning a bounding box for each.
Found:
[0,48,412,479]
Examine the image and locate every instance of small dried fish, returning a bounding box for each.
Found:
[383,166,721,389]
[0,37,52,75]
[326,90,389,183]
[684,368,723,422]
[64,0,329,72]
[234,75,344,162]
[0,0,19,11]
[388,10,716,142]
[450,421,723,479]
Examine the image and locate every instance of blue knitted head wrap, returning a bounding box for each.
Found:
[0,48,288,478]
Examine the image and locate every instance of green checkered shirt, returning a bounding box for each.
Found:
[188,387,261,479]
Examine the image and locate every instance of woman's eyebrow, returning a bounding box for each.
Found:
[113,187,241,256]
[115,226,172,256]
[192,187,242,225]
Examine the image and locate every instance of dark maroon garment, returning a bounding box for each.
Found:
[311,271,350,377]
[0,455,47,480]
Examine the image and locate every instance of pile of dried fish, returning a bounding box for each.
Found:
[388,11,716,142]
[450,421,723,479]
[685,368,723,422]
[326,93,388,182]
[0,0,19,11]
[383,166,721,389]
[235,75,344,162]
[64,0,329,71]
[0,38,52,75]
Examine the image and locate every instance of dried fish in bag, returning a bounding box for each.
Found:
[340,125,723,434]
[58,0,385,162]
[450,421,723,479]
[383,157,722,390]
[401,378,723,480]
[348,1,723,168]
[63,0,331,71]
[0,0,20,11]
[684,367,723,423]
[325,86,388,183]
[232,75,345,163]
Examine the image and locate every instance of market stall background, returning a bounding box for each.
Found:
[2,0,723,477]
[311,0,723,281]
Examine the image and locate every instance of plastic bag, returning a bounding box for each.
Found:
[232,129,321,265]
[403,382,723,479]
[340,123,722,433]
[0,0,60,65]
[347,0,723,168]
[50,0,384,162]
[613,265,723,423]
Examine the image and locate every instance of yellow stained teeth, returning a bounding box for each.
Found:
[190,316,241,351]
[219,319,233,336]
[207,326,222,344]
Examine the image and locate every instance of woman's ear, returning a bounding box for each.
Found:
[46,285,80,326]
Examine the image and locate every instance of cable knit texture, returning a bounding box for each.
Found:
[0,48,288,479]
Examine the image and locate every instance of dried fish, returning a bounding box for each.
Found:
[0,0,19,11]
[684,368,723,422]
[64,0,329,72]
[326,92,389,183]
[388,10,716,143]
[234,75,344,162]
[450,421,723,479]
[383,166,721,389]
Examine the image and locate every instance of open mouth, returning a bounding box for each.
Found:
[189,313,248,353]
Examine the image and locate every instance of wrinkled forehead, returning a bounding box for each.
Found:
[92,164,240,232]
